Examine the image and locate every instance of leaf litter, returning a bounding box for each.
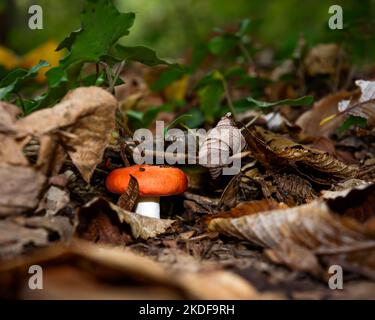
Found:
[1,0,375,300]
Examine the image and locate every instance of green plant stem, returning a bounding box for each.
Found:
[238,42,253,66]
[221,78,237,120]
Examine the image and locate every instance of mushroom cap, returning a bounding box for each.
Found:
[106,164,188,196]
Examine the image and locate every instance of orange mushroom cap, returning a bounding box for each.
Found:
[106,164,188,196]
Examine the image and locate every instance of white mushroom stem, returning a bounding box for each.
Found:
[135,197,160,219]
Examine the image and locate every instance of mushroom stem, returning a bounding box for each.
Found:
[135,197,160,219]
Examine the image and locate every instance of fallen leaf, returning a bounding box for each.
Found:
[296,91,353,139]
[0,102,20,133]
[209,184,375,254]
[207,199,287,222]
[117,174,139,211]
[264,240,323,277]
[0,216,73,260]
[77,198,174,242]
[16,87,118,182]
[304,44,345,76]
[0,241,282,300]
[0,164,46,216]
[338,80,375,128]
[37,186,70,216]
[244,126,359,182]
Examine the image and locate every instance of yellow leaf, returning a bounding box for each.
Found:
[20,40,65,83]
[319,113,337,126]
[164,75,189,101]
[0,46,19,70]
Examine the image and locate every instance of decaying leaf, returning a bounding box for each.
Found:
[0,102,20,133]
[37,186,70,216]
[208,184,375,255]
[0,216,73,260]
[272,173,316,205]
[77,198,174,242]
[244,126,359,181]
[0,164,46,216]
[264,239,323,277]
[304,44,345,77]
[15,87,118,182]
[207,199,287,223]
[0,241,280,300]
[117,174,139,211]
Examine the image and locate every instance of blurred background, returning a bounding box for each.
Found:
[0,0,374,64]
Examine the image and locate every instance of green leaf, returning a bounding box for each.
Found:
[46,67,68,88]
[0,60,49,100]
[127,104,173,130]
[208,34,239,55]
[237,18,252,37]
[246,95,314,108]
[338,116,368,133]
[198,80,224,123]
[165,114,193,133]
[60,0,135,68]
[116,45,176,67]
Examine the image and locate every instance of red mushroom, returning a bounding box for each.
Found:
[106,165,188,219]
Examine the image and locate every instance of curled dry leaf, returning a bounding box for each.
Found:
[244,126,359,181]
[15,87,118,182]
[117,174,139,211]
[209,184,375,255]
[77,198,174,242]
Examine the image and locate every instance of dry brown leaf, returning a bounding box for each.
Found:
[209,184,375,254]
[338,80,375,128]
[16,87,118,182]
[272,173,316,205]
[0,102,20,133]
[0,241,282,300]
[117,174,139,211]
[0,164,46,216]
[296,91,353,139]
[0,216,73,260]
[37,186,70,216]
[179,271,283,300]
[264,239,323,277]
[245,126,359,181]
[304,43,345,76]
[207,199,287,223]
[77,198,174,242]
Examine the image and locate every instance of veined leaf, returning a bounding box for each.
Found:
[116,45,177,67]
[59,0,135,68]
[0,60,49,100]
